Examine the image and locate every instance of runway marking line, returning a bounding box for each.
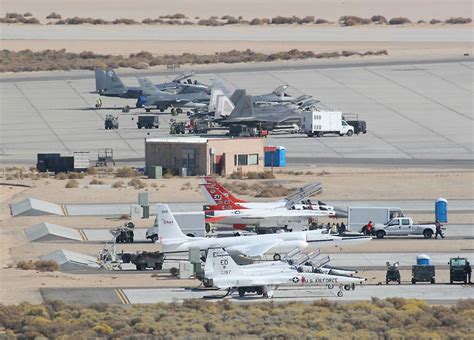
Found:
[115,289,131,305]
[78,229,88,242]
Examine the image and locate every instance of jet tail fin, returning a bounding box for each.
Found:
[102,68,128,93]
[228,89,253,119]
[200,176,247,206]
[206,247,244,278]
[155,204,188,240]
[137,77,160,95]
[94,66,107,92]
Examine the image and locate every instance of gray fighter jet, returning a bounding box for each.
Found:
[93,67,210,99]
[218,89,304,130]
[136,77,210,113]
[253,85,312,105]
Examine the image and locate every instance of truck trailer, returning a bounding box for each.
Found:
[301,111,354,137]
[347,207,405,233]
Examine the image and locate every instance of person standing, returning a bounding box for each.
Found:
[435,221,445,239]
[366,221,373,235]
[465,261,472,284]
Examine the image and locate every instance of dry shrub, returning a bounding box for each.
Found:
[429,19,442,24]
[65,179,79,188]
[160,13,186,19]
[250,18,270,25]
[271,16,299,24]
[112,18,138,25]
[297,16,315,24]
[89,179,105,185]
[445,17,472,24]
[86,167,97,175]
[198,18,223,26]
[256,184,294,197]
[116,167,137,178]
[388,17,411,25]
[68,172,84,179]
[371,15,387,24]
[305,171,314,175]
[315,18,329,24]
[128,178,146,189]
[318,170,330,176]
[17,260,59,272]
[112,180,124,188]
[339,16,372,26]
[229,171,275,180]
[23,12,33,17]
[181,182,192,190]
[46,12,61,19]
[119,214,130,220]
[55,172,68,180]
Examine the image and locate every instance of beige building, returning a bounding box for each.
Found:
[145,137,264,176]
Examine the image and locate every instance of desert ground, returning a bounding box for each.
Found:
[0,167,472,304]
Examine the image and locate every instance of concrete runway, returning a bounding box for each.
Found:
[1,59,473,165]
[41,284,473,305]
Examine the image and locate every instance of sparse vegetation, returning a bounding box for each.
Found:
[315,18,329,24]
[223,181,295,197]
[89,179,105,185]
[86,167,97,175]
[228,171,275,180]
[67,172,84,179]
[65,179,79,188]
[112,180,124,188]
[0,299,471,338]
[371,15,387,24]
[339,16,372,26]
[16,260,59,272]
[445,17,472,24]
[46,12,62,19]
[54,172,68,180]
[115,167,137,178]
[128,178,146,189]
[0,13,40,24]
[388,17,412,25]
[0,48,389,72]
[430,18,443,24]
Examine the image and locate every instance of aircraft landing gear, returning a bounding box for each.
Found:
[336,284,345,297]
[273,253,281,261]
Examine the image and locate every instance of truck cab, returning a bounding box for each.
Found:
[373,217,437,239]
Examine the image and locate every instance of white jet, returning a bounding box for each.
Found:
[205,247,366,298]
[155,204,371,259]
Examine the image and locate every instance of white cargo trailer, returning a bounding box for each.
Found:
[347,207,405,233]
[302,111,354,137]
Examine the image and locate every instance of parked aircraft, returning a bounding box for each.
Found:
[93,67,209,100]
[253,85,312,105]
[216,90,304,130]
[205,247,365,298]
[200,176,335,212]
[155,204,371,259]
[136,77,210,113]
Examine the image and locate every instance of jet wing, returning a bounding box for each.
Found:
[226,240,283,257]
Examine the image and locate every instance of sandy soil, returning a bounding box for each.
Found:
[0,166,472,304]
[1,0,472,21]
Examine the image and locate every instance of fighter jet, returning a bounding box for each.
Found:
[93,67,210,99]
[155,204,371,259]
[200,176,336,212]
[136,77,210,113]
[217,89,304,130]
[204,247,366,298]
[253,85,312,105]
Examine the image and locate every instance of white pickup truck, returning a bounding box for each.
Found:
[372,217,442,239]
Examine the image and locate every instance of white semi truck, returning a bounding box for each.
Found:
[302,111,354,137]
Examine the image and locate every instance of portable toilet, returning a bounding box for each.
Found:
[264,146,286,167]
[435,198,448,223]
[416,254,431,265]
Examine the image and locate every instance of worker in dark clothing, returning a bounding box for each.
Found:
[435,222,445,239]
[338,222,346,235]
[366,221,373,235]
[465,261,472,284]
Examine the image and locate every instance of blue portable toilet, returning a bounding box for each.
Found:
[435,198,448,223]
[416,254,431,265]
[264,146,286,167]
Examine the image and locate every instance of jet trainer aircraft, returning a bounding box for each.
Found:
[93,67,210,100]
[136,77,210,112]
[155,204,371,259]
[205,247,366,298]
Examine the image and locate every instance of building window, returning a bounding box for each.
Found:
[235,154,248,166]
[248,154,258,165]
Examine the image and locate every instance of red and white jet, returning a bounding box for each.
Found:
[200,177,335,229]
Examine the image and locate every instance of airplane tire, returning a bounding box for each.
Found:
[273,254,281,261]
[337,291,343,297]
[151,235,158,243]
[238,288,246,297]
[344,284,351,291]
[328,284,334,289]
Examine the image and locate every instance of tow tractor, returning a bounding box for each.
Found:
[449,257,468,283]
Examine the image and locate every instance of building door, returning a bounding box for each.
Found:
[182,148,196,176]
[215,154,223,175]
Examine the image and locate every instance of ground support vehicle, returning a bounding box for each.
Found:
[121,251,165,271]
[137,115,160,129]
[386,262,401,284]
[449,257,468,283]
[170,121,186,134]
[411,265,436,284]
[104,115,119,129]
[228,125,268,137]
[302,111,354,137]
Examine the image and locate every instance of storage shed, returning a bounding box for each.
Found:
[145,137,264,176]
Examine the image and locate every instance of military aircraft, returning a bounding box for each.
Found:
[200,176,337,213]
[204,247,365,298]
[154,204,371,259]
[92,67,210,100]
[136,77,210,113]
[253,85,312,105]
[216,89,305,130]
